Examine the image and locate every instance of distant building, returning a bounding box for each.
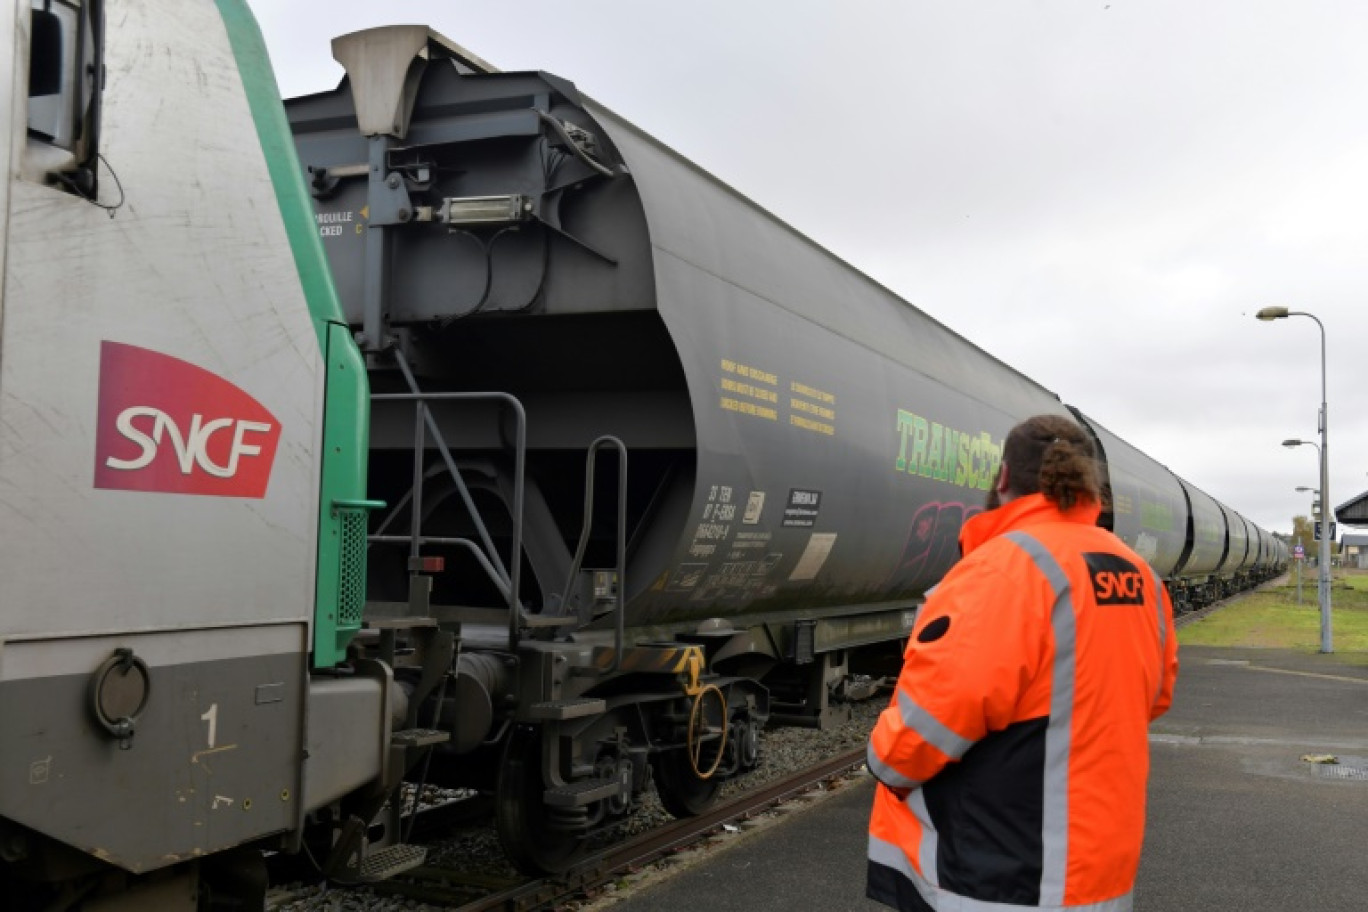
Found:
[1341,533,1368,570]
[1335,490,1368,528]
[1334,491,1368,570]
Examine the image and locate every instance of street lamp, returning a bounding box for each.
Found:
[1260,305,1331,652]
[1284,435,1323,490]
[1276,448,1330,650]
[1292,485,1321,606]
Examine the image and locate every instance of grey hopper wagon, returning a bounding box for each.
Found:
[286,27,1073,642]
[284,25,1284,874]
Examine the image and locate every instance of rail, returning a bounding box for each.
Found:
[363,747,871,912]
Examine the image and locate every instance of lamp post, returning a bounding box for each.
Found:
[1294,485,1320,605]
[1285,446,1324,606]
[1259,305,1330,653]
[1282,431,1331,652]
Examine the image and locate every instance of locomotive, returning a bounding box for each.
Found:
[1,4,1283,909]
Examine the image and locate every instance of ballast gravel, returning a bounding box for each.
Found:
[268,699,884,911]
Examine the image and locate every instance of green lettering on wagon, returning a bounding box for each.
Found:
[895,409,1003,491]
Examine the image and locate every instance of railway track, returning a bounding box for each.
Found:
[1174,599,1230,630]
[270,575,1268,912]
[284,747,870,912]
[1173,572,1286,630]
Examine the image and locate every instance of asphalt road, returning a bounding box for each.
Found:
[600,646,1368,912]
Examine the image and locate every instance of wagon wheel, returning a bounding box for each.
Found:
[652,747,722,818]
[652,685,728,818]
[495,726,586,875]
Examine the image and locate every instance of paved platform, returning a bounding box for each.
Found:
[598,646,1368,911]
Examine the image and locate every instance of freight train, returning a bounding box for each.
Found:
[1,4,1284,909]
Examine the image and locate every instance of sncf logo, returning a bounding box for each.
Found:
[1084,552,1147,606]
[94,341,282,498]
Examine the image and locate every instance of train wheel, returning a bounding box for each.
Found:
[495,726,586,874]
[651,747,722,818]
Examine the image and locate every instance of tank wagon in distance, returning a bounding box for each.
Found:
[1070,408,1286,611]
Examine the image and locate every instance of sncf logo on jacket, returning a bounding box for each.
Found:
[1085,552,1147,605]
[94,341,282,498]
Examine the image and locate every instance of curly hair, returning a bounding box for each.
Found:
[1002,415,1100,510]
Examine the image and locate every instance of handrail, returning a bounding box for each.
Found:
[334,499,387,511]
[367,535,511,601]
[371,387,527,651]
[391,351,511,587]
[559,436,627,674]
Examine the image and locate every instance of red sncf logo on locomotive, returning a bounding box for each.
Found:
[1084,552,1146,606]
[93,341,282,498]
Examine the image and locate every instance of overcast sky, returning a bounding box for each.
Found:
[253,0,1368,537]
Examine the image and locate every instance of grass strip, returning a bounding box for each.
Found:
[1178,568,1368,660]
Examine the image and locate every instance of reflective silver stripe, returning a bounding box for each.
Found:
[1003,531,1075,908]
[1149,567,1167,706]
[867,690,971,790]
[908,788,939,888]
[867,739,923,790]
[869,835,1135,912]
[898,689,975,760]
[869,834,940,910]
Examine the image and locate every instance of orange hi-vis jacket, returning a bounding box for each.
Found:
[867,493,1178,912]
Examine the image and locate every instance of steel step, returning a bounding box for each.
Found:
[364,615,439,630]
[528,697,607,721]
[358,843,427,882]
[392,728,449,748]
[543,777,621,807]
[521,614,580,628]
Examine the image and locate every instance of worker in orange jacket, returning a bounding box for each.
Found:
[867,414,1178,912]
